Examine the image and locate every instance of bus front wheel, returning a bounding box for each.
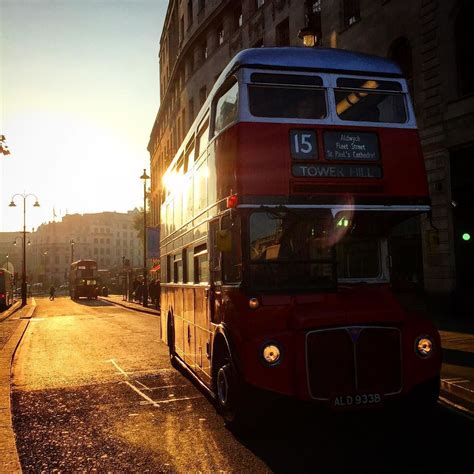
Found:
[213,349,250,430]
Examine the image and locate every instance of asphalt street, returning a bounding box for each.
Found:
[11,297,474,472]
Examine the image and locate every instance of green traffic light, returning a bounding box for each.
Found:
[462,233,471,241]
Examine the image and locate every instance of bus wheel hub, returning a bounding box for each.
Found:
[217,364,231,406]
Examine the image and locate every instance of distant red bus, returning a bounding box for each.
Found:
[160,47,441,425]
[69,260,99,300]
[0,268,14,310]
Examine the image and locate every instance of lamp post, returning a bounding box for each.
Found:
[70,239,75,263]
[140,169,150,308]
[298,26,318,47]
[41,251,48,285]
[9,194,40,306]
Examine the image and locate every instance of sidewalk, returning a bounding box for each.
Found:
[439,328,474,416]
[100,294,160,317]
[0,299,36,473]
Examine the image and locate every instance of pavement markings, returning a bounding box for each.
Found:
[439,396,474,420]
[107,358,204,410]
[442,378,474,394]
[124,381,161,408]
[135,380,150,390]
[138,395,202,405]
[108,359,130,378]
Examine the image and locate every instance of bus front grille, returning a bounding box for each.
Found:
[306,326,402,400]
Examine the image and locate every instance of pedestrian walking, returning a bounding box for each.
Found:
[49,285,56,301]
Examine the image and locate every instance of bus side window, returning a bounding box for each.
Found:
[194,244,209,283]
[187,248,194,284]
[196,116,209,159]
[209,219,222,284]
[213,78,239,136]
[221,214,242,283]
[173,254,183,283]
[184,138,195,172]
[182,248,188,283]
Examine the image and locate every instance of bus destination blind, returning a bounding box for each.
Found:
[292,163,382,179]
[324,131,380,161]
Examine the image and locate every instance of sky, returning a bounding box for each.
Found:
[0,0,167,232]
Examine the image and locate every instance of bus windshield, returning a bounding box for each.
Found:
[248,209,400,291]
[249,209,336,291]
[334,78,407,123]
[248,85,327,119]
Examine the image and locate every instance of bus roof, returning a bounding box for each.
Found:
[223,47,403,80]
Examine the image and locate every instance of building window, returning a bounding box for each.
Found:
[341,0,360,28]
[200,40,208,61]
[187,0,193,27]
[233,6,242,31]
[276,18,290,46]
[199,85,207,105]
[188,98,194,127]
[388,37,414,99]
[307,0,322,43]
[217,25,224,46]
[455,2,474,96]
[187,53,194,77]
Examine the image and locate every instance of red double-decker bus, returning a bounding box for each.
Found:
[160,47,441,425]
[69,259,99,300]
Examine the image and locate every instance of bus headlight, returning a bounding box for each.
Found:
[415,336,434,358]
[249,298,260,310]
[261,343,282,366]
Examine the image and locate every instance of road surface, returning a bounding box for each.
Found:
[12,297,474,472]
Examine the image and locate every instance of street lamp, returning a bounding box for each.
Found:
[70,239,75,263]
[140,168,150,308]
[9,193,40,306]
[298,26,318,48]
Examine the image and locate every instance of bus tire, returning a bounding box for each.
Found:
[167,314,178,368]
[213,348,251,430]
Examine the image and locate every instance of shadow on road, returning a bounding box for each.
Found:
[71,299,114,307]
[232,401,474,473]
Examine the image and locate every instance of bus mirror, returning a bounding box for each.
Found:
[217,229,232,252]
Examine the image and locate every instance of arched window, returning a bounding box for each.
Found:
[455,2,474,96]
[388,37,414,99]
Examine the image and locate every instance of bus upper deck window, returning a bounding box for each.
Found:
[248,73,326,119]
[196,117,209,159]
[334,77,407,123]
[214,80,239,135]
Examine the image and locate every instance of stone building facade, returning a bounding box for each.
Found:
[148,0,473,312]
[1,211,143,286]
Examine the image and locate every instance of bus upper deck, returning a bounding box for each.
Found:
[162,47,427,217]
